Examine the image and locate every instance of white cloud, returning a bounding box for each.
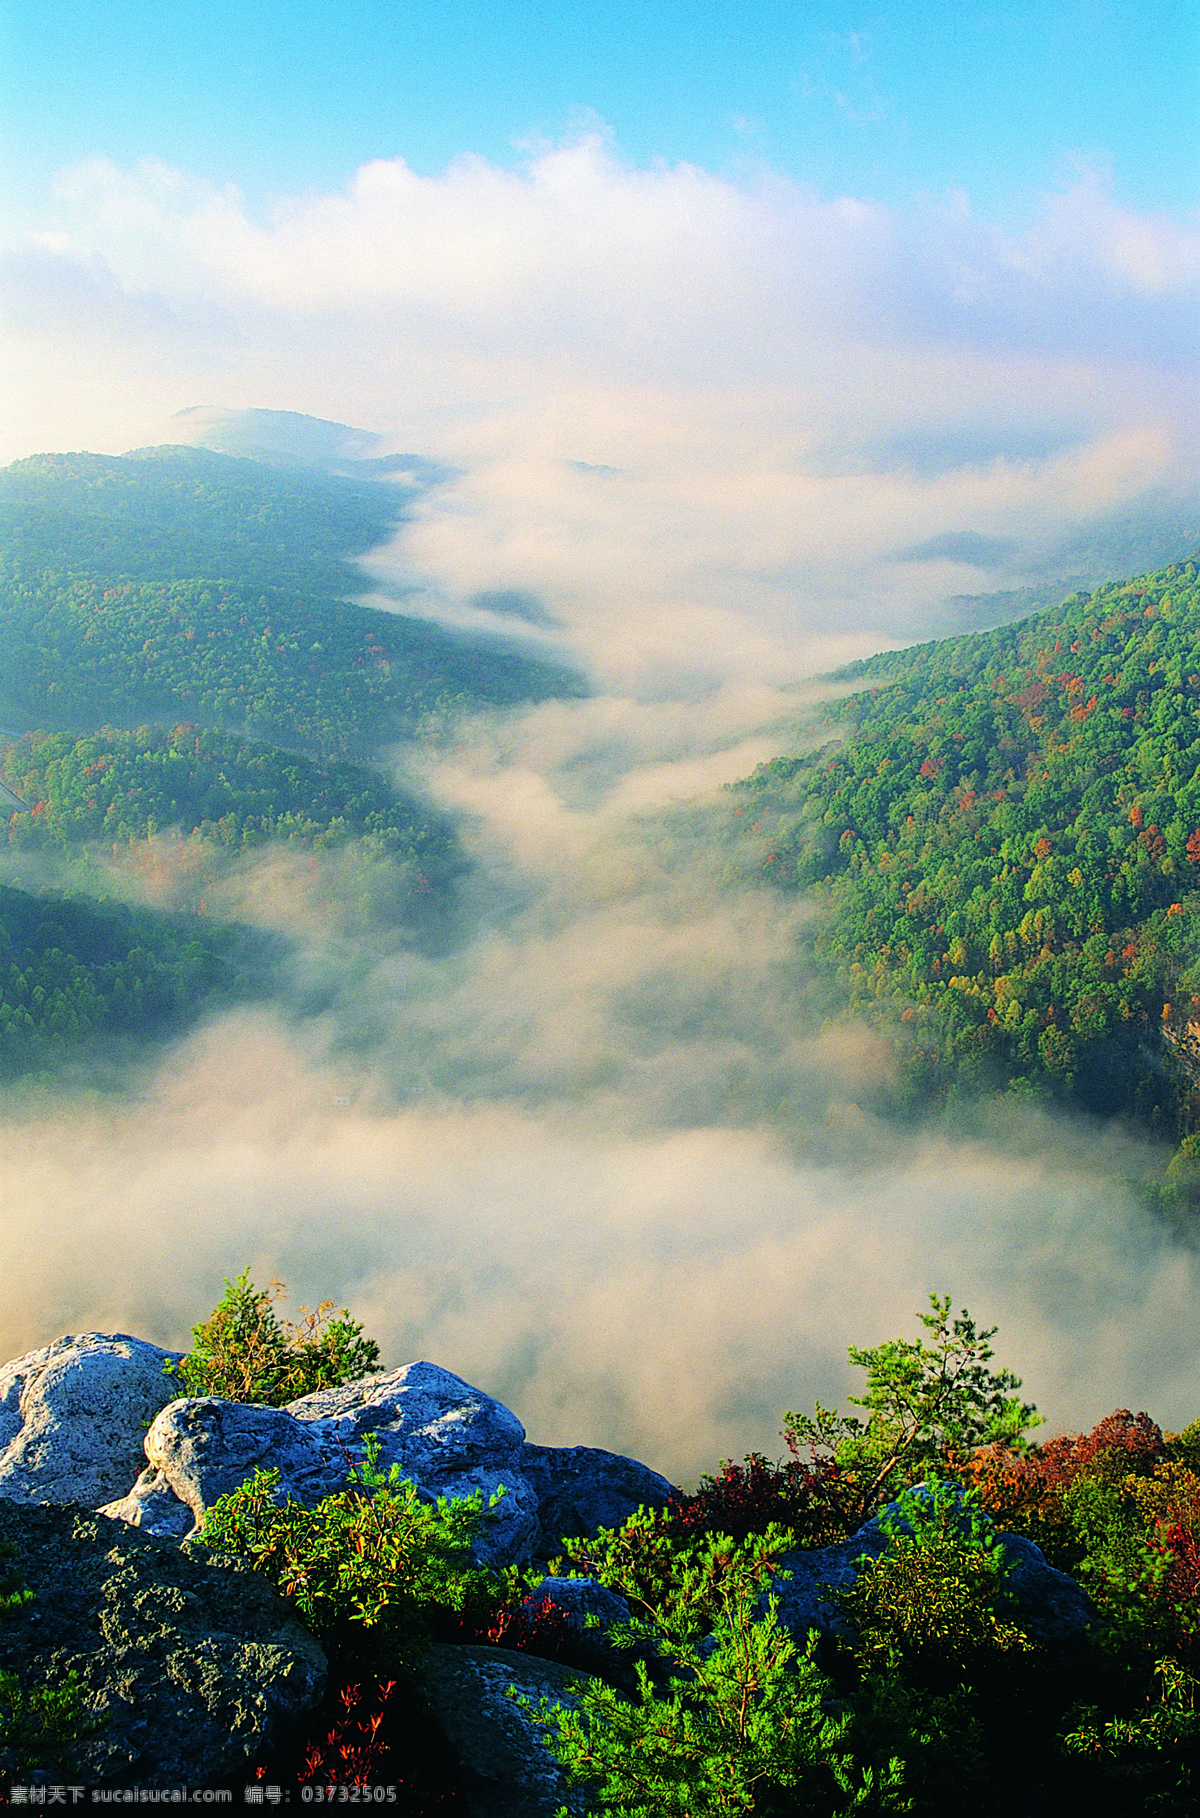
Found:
[1,134,1197,1477]
[1,135,1194,684]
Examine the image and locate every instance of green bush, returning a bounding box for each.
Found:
[1062,1656,1198,1809]
[0,1667,102,1777]
[165,1267,382,1406]
[530,1513,906,1817]
[836,1482,1034,1687]
[198,1436,499,1674]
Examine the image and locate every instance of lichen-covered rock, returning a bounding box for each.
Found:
[768,1531,888,1645]
[518,1443,674,1559]
[98,1467,197,1539]
[0,1333,183,1510]
[0,1500,326,1786]
[422,1643,590,1818]
[118,1363,539,1565]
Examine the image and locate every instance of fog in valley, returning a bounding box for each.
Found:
[2,676,1198,1482]
[2,136,1198,1478]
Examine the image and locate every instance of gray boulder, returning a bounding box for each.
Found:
[987,1531,1096,1645]
[423,1643,590,1818]
[99,1467,203,1539]
[521,1575,633,1677]
[0,1333,183,1510]
[0,1499,325,1786]
[108,1363,540,1566]
[519,1443,674,1559]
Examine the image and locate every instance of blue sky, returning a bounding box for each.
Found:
[3,0,1196,229]
[2,0,1200,1438]
[1,0,1196,663]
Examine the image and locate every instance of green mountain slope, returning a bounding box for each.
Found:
[0,443,583,1075]
[733,557,1200,1173]
[0,882,251,1077]
[0,724,462,924]
[0,445,407,596]
[0,448,584,758]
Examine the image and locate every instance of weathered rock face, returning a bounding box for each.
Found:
[106,1363,541,1567]
[289,1364,538,1566]
[522,1576,634,1678]
[0,1500,326,1787]
[518,1443,675,1559]
[422,1643,590,1818]
[4,1336,675,1581]
[0,1333,183,1510]
[985,1531,1097,1645]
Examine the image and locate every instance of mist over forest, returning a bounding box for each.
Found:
[0,419,1197,1484]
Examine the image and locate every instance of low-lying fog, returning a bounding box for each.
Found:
[2,683,1197,1482]
[3,137,1198,1477]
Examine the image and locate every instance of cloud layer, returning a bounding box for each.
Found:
[2,700,1197,1481]
[1,137,1198,1475]
[4,137,1197,681]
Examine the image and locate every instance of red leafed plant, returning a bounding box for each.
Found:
[449,1591,570,1658]
[666,1449,851,1548]
[1037,1409,1166,1489]
[298,1678,401,1782]
[241,1676,465,1808]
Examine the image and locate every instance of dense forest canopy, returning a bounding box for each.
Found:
[0,446,415,596]
[0,724,460,887]
[0,444,587,1078]
[0,448,584,758]
[0,881,249,1077]
[734,556,1200,1191]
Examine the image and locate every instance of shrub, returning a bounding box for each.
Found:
[0,1667,101,1778]
[165,1266,381,1405]
[667,1450,851,1549]
[836,1481,1034,1689]
[199,1436,498,1674]
[527,1518,906,1817]
[1062,1655,1198,1811]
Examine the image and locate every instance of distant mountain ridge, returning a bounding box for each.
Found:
[0,441,584,1082]
[0,444,584,758]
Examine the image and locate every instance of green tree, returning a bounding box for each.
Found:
[528,1516,906,1817]
[165,1267,382,1406]
[784,1295,1041,1525]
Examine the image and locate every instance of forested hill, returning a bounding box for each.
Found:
[0,442,583,1079]
[0,446,409,596]
[734,556,1200,1189]
[0,447,584,758]
[0,725,462,918]
[0,881,250,1079]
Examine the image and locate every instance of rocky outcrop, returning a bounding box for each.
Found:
[0,1333,183,1509]
[422,1643,590,1818]
[104,1362,541,1566]
[0,1499,325,1786]
[99,1364,680,1574]
[518,1443,674,1559]
[983,1530,1097,1645]
[0,1333,677,1577]
[0,1326,1101,1801]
